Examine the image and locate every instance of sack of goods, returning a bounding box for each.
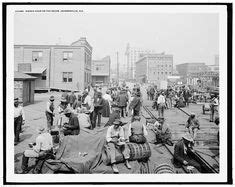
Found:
[103,142,151,165]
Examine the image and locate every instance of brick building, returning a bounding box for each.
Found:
[176,63,209,77]
[135,53,173,88]
[91,56,111,85]
[14,37,92,91]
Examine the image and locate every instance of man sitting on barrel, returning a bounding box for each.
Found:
[173,133,201,172]
[106,119,131,173]
[128,115,148,144]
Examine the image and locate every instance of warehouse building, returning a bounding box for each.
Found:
[135,53,173,88]
[91,56,111,86]
[14,37,92,92]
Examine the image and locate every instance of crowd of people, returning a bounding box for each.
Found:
[14,83,219,174]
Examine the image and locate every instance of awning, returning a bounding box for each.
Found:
[24,67,47,75]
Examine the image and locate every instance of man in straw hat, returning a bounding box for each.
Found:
[45,95,55,130]
[14,97,25,145]
[18,126,53,174]
[173,133,201,172]
[106,119,131,173]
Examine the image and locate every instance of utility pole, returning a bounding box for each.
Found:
[117,52,119,84]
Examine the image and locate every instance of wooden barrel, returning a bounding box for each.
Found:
[127,142,151,161]
[154,164,175,174]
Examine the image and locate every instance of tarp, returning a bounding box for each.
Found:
[41,127,153,174]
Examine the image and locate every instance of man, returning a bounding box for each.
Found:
[82,90,92,110]
[68,91,77,107]
[63,108,80,136]
[92,92,105,129]
[129,92,142,120]
[104,105,121,127]
[153,117,173,146]
[183,89,191,107]
[173,133,201,172]
[14,98,25,145]
[106,119,131,173]
[72,94,82,112]
[116,89,128,118]
[103,90,112,114]
[149,86,155,100]
[128,116,148,144]
[18,126,53,173]
[61,91,69,103]
[185,113,200,141]
[210,95,219,122]
[157,92,166,118]
[45,96,55,130]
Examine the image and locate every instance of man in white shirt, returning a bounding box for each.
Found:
[14,98,25,145]
[83,90,92,110]
[106,119,131,173]
[210,95,219,122]
[19,126,53,173]
[157,92,166,118]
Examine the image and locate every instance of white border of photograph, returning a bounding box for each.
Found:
[6,4,228,183]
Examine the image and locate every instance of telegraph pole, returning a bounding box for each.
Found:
[117,52,119,84]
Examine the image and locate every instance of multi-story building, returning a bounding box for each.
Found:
[176,63,209,77]
[91,56,111,85]
[125,43,155,80]
[14,37,92,91]
[135,53,173,88]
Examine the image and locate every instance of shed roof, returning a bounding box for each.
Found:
[14,71,37,81]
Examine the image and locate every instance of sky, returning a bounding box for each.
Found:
[14,12,219,71]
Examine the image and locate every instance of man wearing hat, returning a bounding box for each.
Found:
[92,91,105,129]
[129,92,142,121]
[18,126,53,173]
[14,98,25,145]
[157,92,166,118]
[106,119,131,173]
[128,115,148,144]
[116,89,129,118]
[58,97,69,114]
[153,117,173,146]
[45,96,55,130]
[104,104,121,127]
[68,91,77,108]
[185,113,200,141]
[63,108,80,136]
[173,133,201,172]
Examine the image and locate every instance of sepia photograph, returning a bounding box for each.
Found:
[3,2,232,184]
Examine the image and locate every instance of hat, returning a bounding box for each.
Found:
[49,96,55,101]
[14,97,19,101]
[113,119,121,125]
[64,108,72,115]
[182,133,194,142]
[60,97,67,102]
[97,92,102,96]
[136,92,141,97]
[190,113,196,117]
[37,126,46,133]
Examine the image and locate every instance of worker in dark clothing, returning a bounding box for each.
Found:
[92,92,105,129]
[68,91,77,107]
[173,133,201,172]
[129,92,142,121]
[104,105,121,127]
[116,89,128,118]
[63,108,80,136]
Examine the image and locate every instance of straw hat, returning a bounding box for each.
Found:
[60,97,67,102]
[49,95,55,101]
[63,108,72,115]
[182,133,194,142]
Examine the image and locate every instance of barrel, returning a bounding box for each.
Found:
[154,164,175,174]
[127,142,151,161]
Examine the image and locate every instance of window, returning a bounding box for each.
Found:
[169,72,171,74]
[165,72,168,74]
[62,72,73,82]
[63,52,73,62]
[41,76,46,80]
[32,51,43,62]
[161,72,163,74]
